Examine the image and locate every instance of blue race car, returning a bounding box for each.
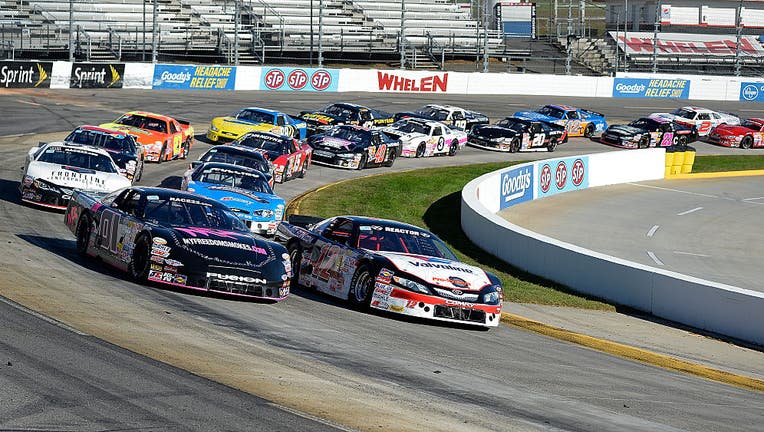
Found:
[207,106,308,142]
[513,104,607,137]
[181,162,285,236]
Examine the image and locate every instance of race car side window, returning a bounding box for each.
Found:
[109,188,132,209]
[121,191,142,217]
[567,111,579,119]
[277,116,286,126]
[698,113,710,120]
[170,121,180,134]
[432,126,443,136]
[323,218,353,245]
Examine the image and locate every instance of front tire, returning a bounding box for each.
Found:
[415,143,425,158]
[584,124,595,138]
[157,144,167,164]
[348,264,375,310]
[357,153,367,170]
[75,214,93,256]
[741,136,753,149]
[180,139,190,159]
[128,234,151,283]
[288,243,302,290]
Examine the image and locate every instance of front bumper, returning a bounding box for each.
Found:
[148,266,289,301]
[467,137,511,152]
[19,182,72,210]
[206,129,238,143]
[311,149,364,169]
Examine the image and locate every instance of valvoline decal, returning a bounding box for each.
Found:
[376,251,491,290]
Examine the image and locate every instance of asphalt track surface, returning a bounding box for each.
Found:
[1,89,763,431]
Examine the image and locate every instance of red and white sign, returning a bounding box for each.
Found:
[571,159,585,186]
[609,32,764,57]
[555,161,567,190]
[377,71,448,92]
[263,69,285,89]
[311,70,332,91]
[287,69,308,90]
[539,164,552,193]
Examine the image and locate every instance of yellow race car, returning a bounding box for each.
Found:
[207,107,307,143]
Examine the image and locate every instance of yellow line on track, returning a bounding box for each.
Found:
[667,169,764,179]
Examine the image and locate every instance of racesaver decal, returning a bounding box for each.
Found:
[70,63,124,88]
[740,82,764,102]
[499,164,534,210]
[612,78,689,99]
[260,67,338,92]
[152,64,236,90]
[0,61,52,88]
[536,156,588,198]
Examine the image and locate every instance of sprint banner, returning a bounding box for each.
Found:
[0,61,52,88]
[70,63,125,88]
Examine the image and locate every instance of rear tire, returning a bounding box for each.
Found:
[135,160,144,182]
[128,234,151,283]
[357,153,367,170]
[741,136,753,149]
[384,148,397,167]
[288,243,302,290]
[75,214,93,256]
[415,143,425,158]
[348,264,375,310]
[280,161,290,183]
[298,160,307,178]
[509,138,520,153]
[547,140,557,152]
[448,139,459,156]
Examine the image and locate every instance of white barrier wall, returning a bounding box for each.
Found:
[461,149,764,345]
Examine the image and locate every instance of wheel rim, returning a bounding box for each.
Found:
[449,140,458,156]
[416,144,424,157]
[354,270,371,302]
[742,137,752,149]
[585,125,594,137]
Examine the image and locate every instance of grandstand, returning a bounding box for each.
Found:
[0,0,507,67]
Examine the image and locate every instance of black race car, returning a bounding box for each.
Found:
[299,103,394,135]
[277,215,503,327]
[307,125,401,169]
[193,145,274,187]
[394,104,489,132]
[600,116,698,149]
[64,125,145,182]
[468,117,567,152]
[65,187,291,301]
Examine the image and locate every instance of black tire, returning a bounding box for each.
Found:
[415,143,425,158]
[547,140,557,152]
[638,136,650,149]
[75,214,92,256]
[135,160,144,183]
[298,160,307,178]
[288,243,302,290]
[348,264,375,310]
[280,161,290,183]
[741,136,753,149]
[357,153,367,170]
[584,124,595,138]
[509,138,520,153]
[448,139,459,156]
[180,139,190,159]
[157,144,166,164]
[128,234,151,283]
[384,147,397,167]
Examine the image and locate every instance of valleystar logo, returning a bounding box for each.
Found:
[377,71,448,92]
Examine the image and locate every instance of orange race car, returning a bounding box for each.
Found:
[101,111,194,163]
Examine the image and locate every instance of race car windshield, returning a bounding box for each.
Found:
[671,109,695,119]
[144,198,248,231]
[322,105,355,118]
[536,106,565,119]
[628,119,658,130]
[328,127,367,143]
[395,121,429,135]
[197,169,272,194]
[203,151,270,173]
[37,147,117,173]
[236,136,283,152]
[237,109,275,124]
[496,119,525,131]
[416,106,448,121]
[65,129,135,153]
[116,114,167,133]
[357,226,458,260]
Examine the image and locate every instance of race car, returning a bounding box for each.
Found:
[277,215,503,328]
[600,116,698,149]
[379,118,466,157]
[513,104,607,137]
[307,125,400,169]
[180,162,285,236]
[232,131,312,183]
[649,107,740,137]
[100,111,194,163]
[20,142,131,210]
[467,117,567,152]
[64,125,145,182]
[207,107,308,142]
[194,145,274,188]
[704,118,764,149]
[65,186,291,301]
[299,103,394,135]
[393,104,489,132]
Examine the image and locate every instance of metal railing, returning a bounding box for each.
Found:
[425,31,444,69]
[106,26,122,60]
[247,0,284,52]
[75,25,92,61]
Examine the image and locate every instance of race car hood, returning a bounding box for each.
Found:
[167,227,274,266]
[711,124,750,136]
[99,123,164,145]
[649,113,676,122]
[471,125,517,139]
[216,117,281,134]
[26,161,131,192]
[191,183,283,211]
[313,136,359,151]
[300,111,345,125]
[376,251,491,291]
[606,125,645,136]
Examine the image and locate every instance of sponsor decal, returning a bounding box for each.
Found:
[448,276,469,289]
[152,65,236,90]
[389,304,405,312]
[537,156,589,198]
[183,237,267,254]
[49,170,105,187]
[377,71,448,92]
[499,164,534,209]
[279,287,289,297]
[376,268,394,284]
[260,67,338,92]
[611,32,764,57]
[153,237,167,245]
[408,261,474,274]
[0,62,51,88]
[70,63,124,88]
[445,299,475,308]
[613,78,689,99]
[164,258,183,267]
[206,272,267,285]
[740,82,764,102]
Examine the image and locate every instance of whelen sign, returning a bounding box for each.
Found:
[609,32,764,57]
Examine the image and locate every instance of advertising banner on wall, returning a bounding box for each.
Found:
[739,82,764,102]
[609,32,764,57]
[152,64,236,90]
[260,67,338,92]
[70,63,124,88]
[612,77,690,99]
[0,61,52,88]
[376,71,450,93]
[499,164,535,210]
[536,156,589,198]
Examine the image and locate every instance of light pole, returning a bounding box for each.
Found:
[309,0,314,67]
[142,0,146,61]
[234,0,239,65]
[482,0,488,72]
[652,2,659,73]
[735,0,744,76]
[400,0,405,69]
[623,0,628,72]
[68,0,74,61]
[318,0,323,67]
[565,0,572,75]
[151,0,158,63]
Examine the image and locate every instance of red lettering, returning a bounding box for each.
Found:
[403,78,411,91]
[394,75,405,91]
[704,41,728,54]
[377,71,394,90]
[432,73,448,92]
[674,41,693,53]
[421,76,432,91]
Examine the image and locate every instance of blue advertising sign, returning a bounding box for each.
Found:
[152,64,236,90]
[260,67,338,92]
[613,78,690,99]
[499,164,534,210]
[536,156,589,199]
[740,82,764,102]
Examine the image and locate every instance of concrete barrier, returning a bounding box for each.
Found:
[461,149,764,345]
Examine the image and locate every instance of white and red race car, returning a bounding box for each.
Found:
[380,118,467,157]
[650,106,740,136]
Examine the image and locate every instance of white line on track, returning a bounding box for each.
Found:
[269,403,360,432]
[16,99,40,106]
[744,196,764,201]
[677,207,703,216]
[0,132,35,139]
[647,251,664,266]
[647,225,660,237]
[0,296,89,336]
[165,100,187,103]
[673,251,710,257]
[627,182,718,198]
[623,106,674,110]
[738,109,764,113]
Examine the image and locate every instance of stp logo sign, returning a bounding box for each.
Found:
[311,70,332,91]
[571,159,585,186]
[287,69,308,90]
[264,69,285,89]
[555,161,567,189]
[539,164,552,193]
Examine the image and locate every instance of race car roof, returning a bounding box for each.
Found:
[195,161,267,177]
[42,141,113,157]
[340,215,437,235]
[240,107,285,116]
[205,145,268,158]
[123,111,177,122]
[75,125,132,137]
